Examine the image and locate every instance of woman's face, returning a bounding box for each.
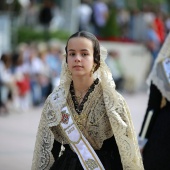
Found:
[67,37,94,77]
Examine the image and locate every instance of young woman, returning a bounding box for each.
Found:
[139,32,170,170]
[32,31,143,170]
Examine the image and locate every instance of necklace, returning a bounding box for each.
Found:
[75,88,89,103]
[70,79,99,114]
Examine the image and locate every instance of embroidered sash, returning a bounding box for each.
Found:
[60,106,105,170]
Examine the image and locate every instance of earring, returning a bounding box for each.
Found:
[90,65,95,77]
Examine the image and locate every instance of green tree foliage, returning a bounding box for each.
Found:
[126,0,168,10]
[17,27,70,43]
[144,0,166,4]
[102,6,121,37]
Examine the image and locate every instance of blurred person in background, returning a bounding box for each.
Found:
[20,0,39,27]
[128,8,147,42]
[106,50,124,91]
[0,53,19,114]
[142,5,155,27]
[78,0,93,32]
[146,21,161,69]
[38,0,53,39]
[165,14,170,34]
[37,43,53,104]
[116,7,130,38]
[91,0,109,36]
[49,1,65,31]
[32,31,144,170]
[138,32,170,170]
[12,52,31,110]
[26,45,43,106]
[153,11,166,46]
[0,53,12,114]
[46,41,63,88]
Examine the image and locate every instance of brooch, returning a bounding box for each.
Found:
[61,110,70,124]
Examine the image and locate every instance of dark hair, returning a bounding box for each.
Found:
[1,53,11,68]
[65,31,100,72]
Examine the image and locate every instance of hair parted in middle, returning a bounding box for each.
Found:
[65,31,100,72]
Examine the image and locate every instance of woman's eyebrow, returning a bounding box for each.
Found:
[68,49,75,52]
[81,49,89,52]
[68,49,89,52]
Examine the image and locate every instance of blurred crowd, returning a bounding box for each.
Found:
[15,0,170,40]
[0,41,63,114]
[19,0,169,61]
[77,0,168,65]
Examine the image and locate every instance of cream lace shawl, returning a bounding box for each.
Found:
[31,46,144,170]
[147,32,170,101]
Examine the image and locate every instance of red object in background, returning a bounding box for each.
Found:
[154,17,165,44]
[16,76,30,96]
[97,36,136,43]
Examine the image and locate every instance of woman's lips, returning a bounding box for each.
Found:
[73,65,82,68]
[73,65,83,71]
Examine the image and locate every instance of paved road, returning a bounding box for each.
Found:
[0,91,148,170]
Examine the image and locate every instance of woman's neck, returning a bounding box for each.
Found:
[72,76,94,92]
[72,76,95,104]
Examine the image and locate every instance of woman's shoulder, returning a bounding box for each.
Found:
[115,91,126,105]
[113,91,130,116]
[41,85,66,127]
[43,87,65,115]
[46,84,66,104]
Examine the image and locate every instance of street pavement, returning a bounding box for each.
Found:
[0,91,148,170]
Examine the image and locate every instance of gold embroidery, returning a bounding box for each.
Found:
[67,83,113,150]
[67,126,75,134]
[85,159,98,170]
[61,110,70,124]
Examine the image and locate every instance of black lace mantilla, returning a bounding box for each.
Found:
[70,78,99,114]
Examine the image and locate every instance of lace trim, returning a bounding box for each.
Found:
[31,98,54,170]
[150,61,170,101]
[67,82,113,149]
[147,33,170,101]
[70,78,99,114]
